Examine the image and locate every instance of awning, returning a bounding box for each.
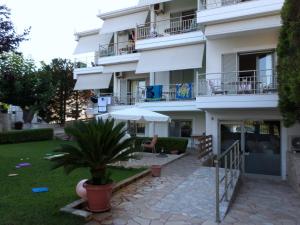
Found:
[101,11,149,34]
[99,33,113,47]
[138,0,172,6]
[74,73,112,90]
[98,107,170,122]
[103,62,138,73]
[136,44,205,73]
[74,34,101,54]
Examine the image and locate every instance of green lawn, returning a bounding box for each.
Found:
[0,140,145,225]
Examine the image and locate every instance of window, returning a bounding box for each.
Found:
[169,120,192,138]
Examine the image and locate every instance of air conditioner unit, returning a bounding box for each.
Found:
[115,72,123,79]
[154,3,164,14]
[289,136,300,153]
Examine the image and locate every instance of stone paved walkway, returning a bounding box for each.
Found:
[223,177,300,225]
[85,154,300,225]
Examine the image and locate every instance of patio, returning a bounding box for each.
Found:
[85,153,300,225]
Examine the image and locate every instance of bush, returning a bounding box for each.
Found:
[135,137,188,154]
[0,128,54,144]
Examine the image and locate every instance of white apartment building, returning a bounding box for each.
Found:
[73,0,300,181]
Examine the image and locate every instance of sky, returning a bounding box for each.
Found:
[2,0,139,64]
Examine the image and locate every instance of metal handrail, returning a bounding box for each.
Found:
[198,70,278,96]
[137,14,201,40]
[96,83,196,106]
[74,54,98,69]
[215,140,244,223]
[99,41,137,57]
[198,0,249,10]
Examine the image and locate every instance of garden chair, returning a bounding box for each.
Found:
[142,135,158,153]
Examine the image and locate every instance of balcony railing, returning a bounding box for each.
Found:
[99,41,137,57]
[74,55,98,69]
[198,0,250,10]
[198,70,278,96]
[137,14,200,40]
[98,83,196,106]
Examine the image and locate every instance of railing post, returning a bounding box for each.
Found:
[225,155,228,202]
[230,150,233,188]
[215,159,220,223]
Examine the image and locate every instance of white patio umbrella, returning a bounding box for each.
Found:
[97,107,170,123]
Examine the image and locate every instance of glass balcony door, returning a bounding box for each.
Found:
[220,120,281,176]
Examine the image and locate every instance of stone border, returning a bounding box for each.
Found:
[60,153,188,219]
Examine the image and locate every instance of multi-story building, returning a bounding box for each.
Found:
[73,0,300,181]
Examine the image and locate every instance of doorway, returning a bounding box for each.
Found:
[220,120,281,176]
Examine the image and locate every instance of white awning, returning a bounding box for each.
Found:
[101,11,149,34]
[74,73,112,90]
[98,107,170,122]
[99,33,113,46]
[74,34,101,54]
[136,44,205,73]
[138,0,172,6]
[103,62,138,73]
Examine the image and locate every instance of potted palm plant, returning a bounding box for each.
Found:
[52,118,137,212]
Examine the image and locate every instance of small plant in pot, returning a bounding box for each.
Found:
[51,118,137,212]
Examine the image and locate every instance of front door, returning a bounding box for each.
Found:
[244,121,281,176]
[220,122,244,153]
[220,120,281,176]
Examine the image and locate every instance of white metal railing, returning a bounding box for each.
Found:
[136,83,196,103]
[99,41,137,57]
[137,14,200,40]
[97,83,196,106]
[215,140,244,222]
[198,70,278,96]
[74,54,98,69]
[198,0,251,10]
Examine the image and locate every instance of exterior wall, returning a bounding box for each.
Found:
[206,30,279,77]
[205,15,281,39]
[154,71,170,92]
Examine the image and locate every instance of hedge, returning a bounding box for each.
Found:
[135,137,188,154]
[0,128,54,144]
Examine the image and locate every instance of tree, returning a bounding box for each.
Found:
[277,0,300,127]
[38,58,90,125]
[0,53,54,124]
[0,5,30,54]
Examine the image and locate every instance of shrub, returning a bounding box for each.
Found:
[135,137,188,154]
[0,128,54,144]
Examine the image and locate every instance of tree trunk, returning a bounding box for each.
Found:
[22,108,35,125]
[0,112,11,132]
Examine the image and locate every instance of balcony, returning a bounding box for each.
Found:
[198,0,252,10]
[196,70,279,109]
[198,70,278,96]
[137,14,200,40]
[73,55,103,79]
[100,83,196,106]
[99,41,137,57]
[197,0,284,25]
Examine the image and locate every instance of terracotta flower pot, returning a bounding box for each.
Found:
[84,182,113,212]
[151,165,162,177]
[171,150,179,155]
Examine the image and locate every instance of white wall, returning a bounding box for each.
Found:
[206,30,279,78]
[154,71,170,92]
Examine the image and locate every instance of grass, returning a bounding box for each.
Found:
[0,140,145,225]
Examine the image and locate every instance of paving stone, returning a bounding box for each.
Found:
[132,216,151,225]
[85,153,300,225]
